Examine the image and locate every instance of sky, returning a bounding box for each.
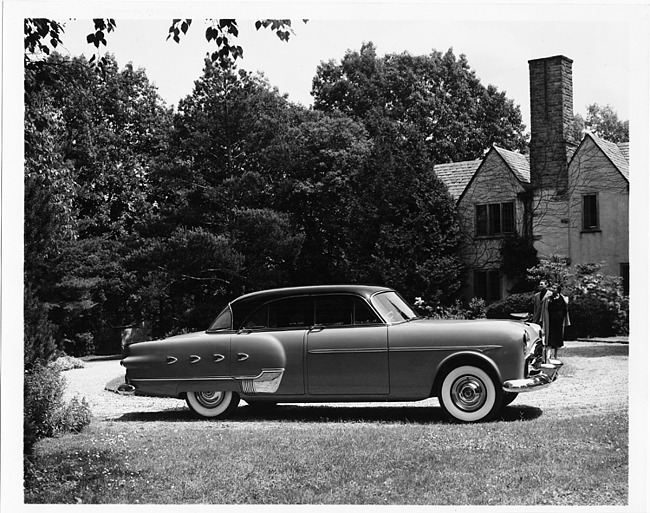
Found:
[42,3,642,132]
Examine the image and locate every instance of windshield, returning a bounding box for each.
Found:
[371,291,418,324]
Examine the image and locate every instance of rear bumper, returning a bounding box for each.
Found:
[502,358,563,393]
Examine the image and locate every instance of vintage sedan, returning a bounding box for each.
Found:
[120,285,562,422]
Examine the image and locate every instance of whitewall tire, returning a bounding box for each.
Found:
[439,365,502,422]
[186,390,240,419]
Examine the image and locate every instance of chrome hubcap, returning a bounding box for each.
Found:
[450,376,487,412]
[196,391,225,408]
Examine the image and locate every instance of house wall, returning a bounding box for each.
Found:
[567,137,629,276]
[531,188,570,259]
[456,150,528,302]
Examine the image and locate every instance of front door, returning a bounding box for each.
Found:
[307,295,389,395]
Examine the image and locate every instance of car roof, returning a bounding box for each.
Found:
[228,284,395,329]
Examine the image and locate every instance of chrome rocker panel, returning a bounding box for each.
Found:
[119,368,285,397]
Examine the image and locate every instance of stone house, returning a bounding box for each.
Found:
[434,55,629,303]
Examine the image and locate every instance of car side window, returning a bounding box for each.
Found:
[208,306,233,331]
[269,297,313,328]
[315,296,353,326]
[314,295,381,326]
[243,305,269,329]
[244,297,313,330]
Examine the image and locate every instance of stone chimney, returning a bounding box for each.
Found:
[528,55,574,193]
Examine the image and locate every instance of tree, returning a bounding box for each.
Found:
[312,44,528,164]
[25,18,302,76]
[25,52,173,354]
[343,119,463,302]
[267,110,372,283]
[571,104,629,143]
[584,104,629,143]
[131,61,308,334]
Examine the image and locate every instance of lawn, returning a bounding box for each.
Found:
[23,343,629,505]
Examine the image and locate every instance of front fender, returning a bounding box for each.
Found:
[433,350,503,394]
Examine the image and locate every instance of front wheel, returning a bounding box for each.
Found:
[186,390,240,419]
[439,365,502,422]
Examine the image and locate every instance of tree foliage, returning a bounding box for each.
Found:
[24,29,532,351]
[571,104,629,143]
[24,52,173,353]
[312,44,528,163]
[25,17,302,75]
[584,104,629,143]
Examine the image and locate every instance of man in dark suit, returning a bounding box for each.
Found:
[532,280,548,325]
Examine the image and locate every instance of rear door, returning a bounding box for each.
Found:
[307,294,389,395]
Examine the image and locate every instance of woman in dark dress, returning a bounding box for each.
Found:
[542,284,571,361]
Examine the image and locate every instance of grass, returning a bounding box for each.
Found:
[24,344,629,505]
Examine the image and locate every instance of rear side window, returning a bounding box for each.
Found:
[208,307,232,331]
[243,297,313,329]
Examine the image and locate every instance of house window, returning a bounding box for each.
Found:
[474,270,501,302]
[582,194,599,230]
[475,202,515,236]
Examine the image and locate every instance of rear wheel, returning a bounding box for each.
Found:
[439,365,502,422]
[186,390,240,419]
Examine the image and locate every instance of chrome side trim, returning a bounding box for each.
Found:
[131,376,235,383]
[190,355,201,364]
[391,345,502,353]
[213,353,225,362]
[130,369,285,395]
[308,348,386,355]
[166,356,177,365]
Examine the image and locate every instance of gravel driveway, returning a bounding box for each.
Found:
[61,341,628,422]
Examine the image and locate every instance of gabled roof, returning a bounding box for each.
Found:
[575,133,629,182]
[492,146,531,184]
[434,146,530,203]
[435,135,629,204]
[433,159,482,200]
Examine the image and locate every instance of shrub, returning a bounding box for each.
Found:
[566,294,618,339]
[24,364,65,454]
[53,396,92,434]
[526,258,629,337]
[49,355,85,372]
[414,297,486,320]
[614,296,629,336]
[467,297,487,319]
[486,293,535,319]
[24,364,92,456]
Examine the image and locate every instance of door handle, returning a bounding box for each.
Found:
[237,353,249,362]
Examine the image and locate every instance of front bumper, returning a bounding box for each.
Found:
[502,358,563,393]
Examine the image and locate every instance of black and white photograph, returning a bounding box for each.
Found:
[2,1,649,510]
